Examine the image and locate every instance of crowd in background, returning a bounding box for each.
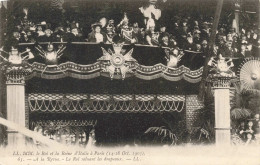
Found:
[1,0,260,58]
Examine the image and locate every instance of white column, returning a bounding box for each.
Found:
[6,72,26,147]
[213,77,231,146]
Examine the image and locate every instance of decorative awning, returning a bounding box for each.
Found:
[28,93,185,113]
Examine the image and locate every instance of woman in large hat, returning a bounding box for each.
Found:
[87,22,106,43]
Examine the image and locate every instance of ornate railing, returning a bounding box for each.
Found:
[28,93,185,113]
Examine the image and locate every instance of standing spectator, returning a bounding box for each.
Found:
[159,33,169,47]
[38,28,56,42]
[222,41,237,57]
[145,24,159,46]
[237,44,251,58]
[201,40,209,53]
[183,34,195,51]
[36,23,46,37]
[132,22,144,44]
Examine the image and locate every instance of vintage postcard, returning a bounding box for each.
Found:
[0,0,259,164]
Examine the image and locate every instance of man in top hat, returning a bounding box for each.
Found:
[158,23,170,45]
[64,23,83,42]
[88,22,106,43]
[38,28,57,42]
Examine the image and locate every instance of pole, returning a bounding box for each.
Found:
[198,0,224,100]
[258,0,260,33]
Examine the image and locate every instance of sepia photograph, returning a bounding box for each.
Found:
[0,0,259,164]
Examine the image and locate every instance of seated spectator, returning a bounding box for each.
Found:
[88,22,106,43]
[201,40,209,53]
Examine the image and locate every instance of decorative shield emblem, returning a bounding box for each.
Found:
[98,43,137,79]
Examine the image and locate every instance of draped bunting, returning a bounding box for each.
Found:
[26,62,203,83]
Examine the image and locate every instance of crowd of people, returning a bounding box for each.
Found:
[235,114,260,145]
[2,0,260,59]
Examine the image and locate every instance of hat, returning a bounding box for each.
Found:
[11,46,18,51]
[108,19,114,24]
[36,21,47,27]
[202,40,208,45]
[149,0,158,4]
[133,22,139,28]
[91,22,102,29]
[70,23,77,30]
[107,31,113,35]
[45,29,52,33]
